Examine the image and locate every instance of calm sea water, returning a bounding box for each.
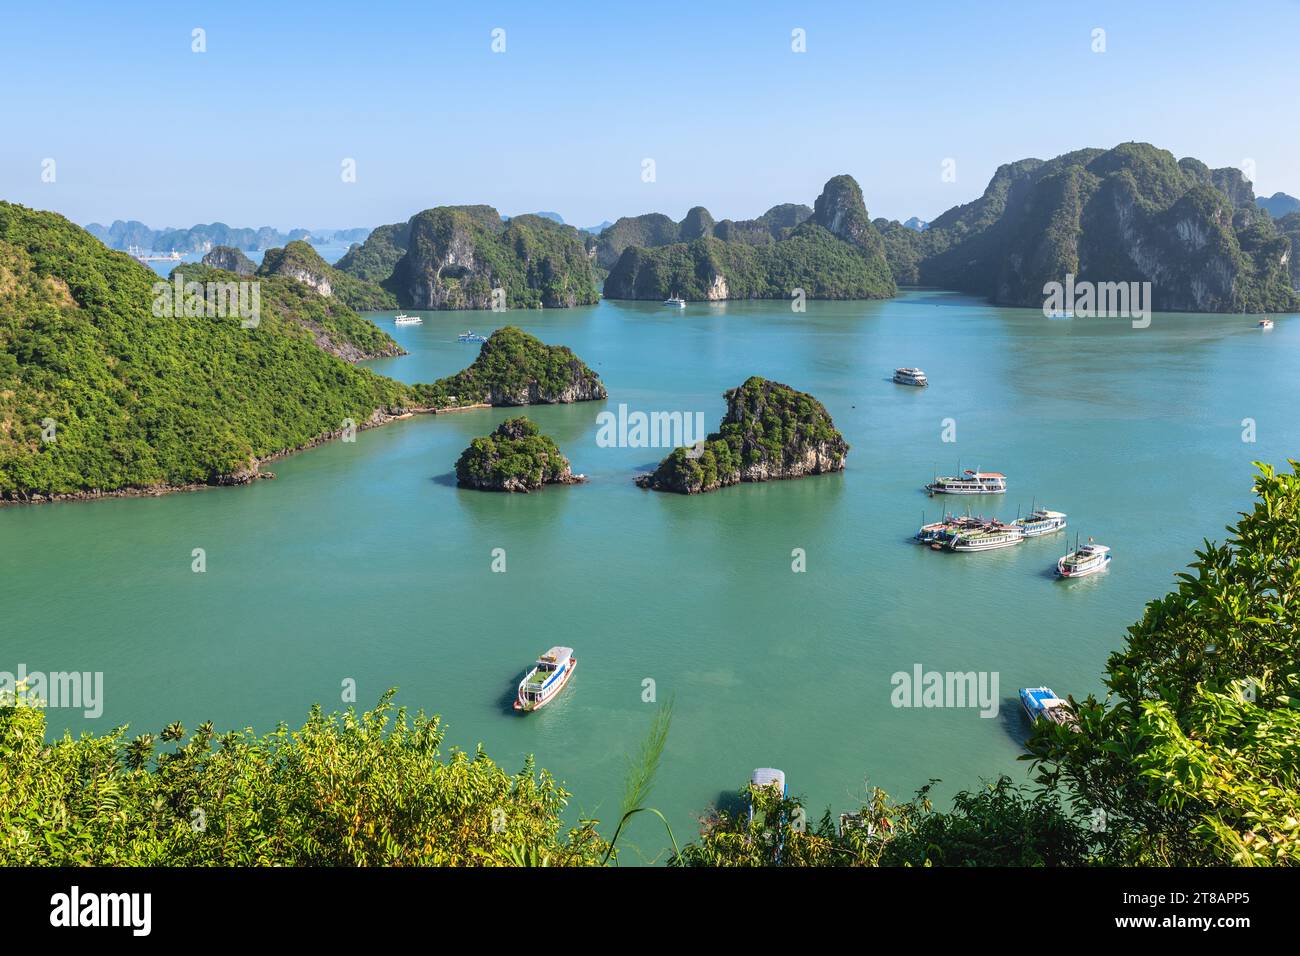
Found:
[3,291,1295,862]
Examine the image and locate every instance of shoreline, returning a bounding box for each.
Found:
[0,400,498,508]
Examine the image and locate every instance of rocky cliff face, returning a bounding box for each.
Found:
[455,417,581,492]
[886,143,1300,313]
[201,245,256,275]
[636,376,848,494]
[337,207,599,311]
[603,176,894,302]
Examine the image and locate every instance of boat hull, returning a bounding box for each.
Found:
[1056,556,1111,578]
[950,536,1023,551]
[514,657,577,712]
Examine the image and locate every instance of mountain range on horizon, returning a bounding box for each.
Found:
[72,142,1300,315]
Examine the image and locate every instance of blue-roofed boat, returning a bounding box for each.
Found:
[457,330,488,343]
[1019,686,1076,728]
[514,646,576,712]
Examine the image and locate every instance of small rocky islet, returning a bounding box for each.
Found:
[455,417,583,493]
[636,376,849,494]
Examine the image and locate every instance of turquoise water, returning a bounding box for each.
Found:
[3,291,1296,862]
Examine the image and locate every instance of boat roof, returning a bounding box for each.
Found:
[1020,686,1064,706]
[1031,509,1066,518]
[537,646,573,664]
[750,767,786,790]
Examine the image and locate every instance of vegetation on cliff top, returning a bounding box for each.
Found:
[259,239,397,312]
[336,207,599,310]
[881,142,1300,312]
[639,376,847,494]
[412,326,606,409]
[0,203,410,498]
[603,176,895,302]
[455,417,576,492]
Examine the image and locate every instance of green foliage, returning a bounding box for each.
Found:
[672,775,1086,867]
[0,690,607,866]
[0,203,411,497]
[411,326,605,409]
[1027,460,1300,865]
[454,417,572,490]
[259,239,397,312]
[902,142,1300,312]
[642,376,846,493]
[604,225,895,302]
[338,208,599,310]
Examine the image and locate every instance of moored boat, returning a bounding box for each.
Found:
[1019,686,1077,728]
[513,646,576,712]
[394,312,422,325]
[893,367,928,387]
[663,293,686,308]
[943,521,1025,551]
[1056,536,1110,578]
[1013,508,1068,537]
[925,469,1007,495]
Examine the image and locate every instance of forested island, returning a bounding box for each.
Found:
[876,142,1300,313]
[603,175,896,302]
[637,377,848,494]
[455,417,582,492]
[335,206,600,310]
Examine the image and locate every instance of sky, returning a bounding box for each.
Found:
[3,0,1299,232]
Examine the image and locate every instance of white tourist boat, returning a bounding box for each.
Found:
[663,293,686,308]
[394,313,423,325]
[1056,537,1111,578]
[513,646,577,712]
[893,367,928,386]
[943,521,1025,551]
[925,469,1007,496]
[1012,508,1068,537]
[457,329,488,343]
[1258,317,1274,330]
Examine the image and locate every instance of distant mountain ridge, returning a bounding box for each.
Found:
[85,221,372,253]
[1258,192,1300,218]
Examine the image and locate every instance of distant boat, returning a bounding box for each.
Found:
[1258,317,1274,330]
[513,646,576,712]
[1047,309,1074,319]
[1012,509,1068,537]
[457,330,488,343]
[893,367,928,387]
[1056,535,1110,578]
[925,469,1007,496]
[663,293,686,308]
[394,313,422,325]
[1019,687,1077,728]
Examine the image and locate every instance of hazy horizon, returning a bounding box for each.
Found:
[4,0,1299,231]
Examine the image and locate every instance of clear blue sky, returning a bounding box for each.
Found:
[3,0,1298,231]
